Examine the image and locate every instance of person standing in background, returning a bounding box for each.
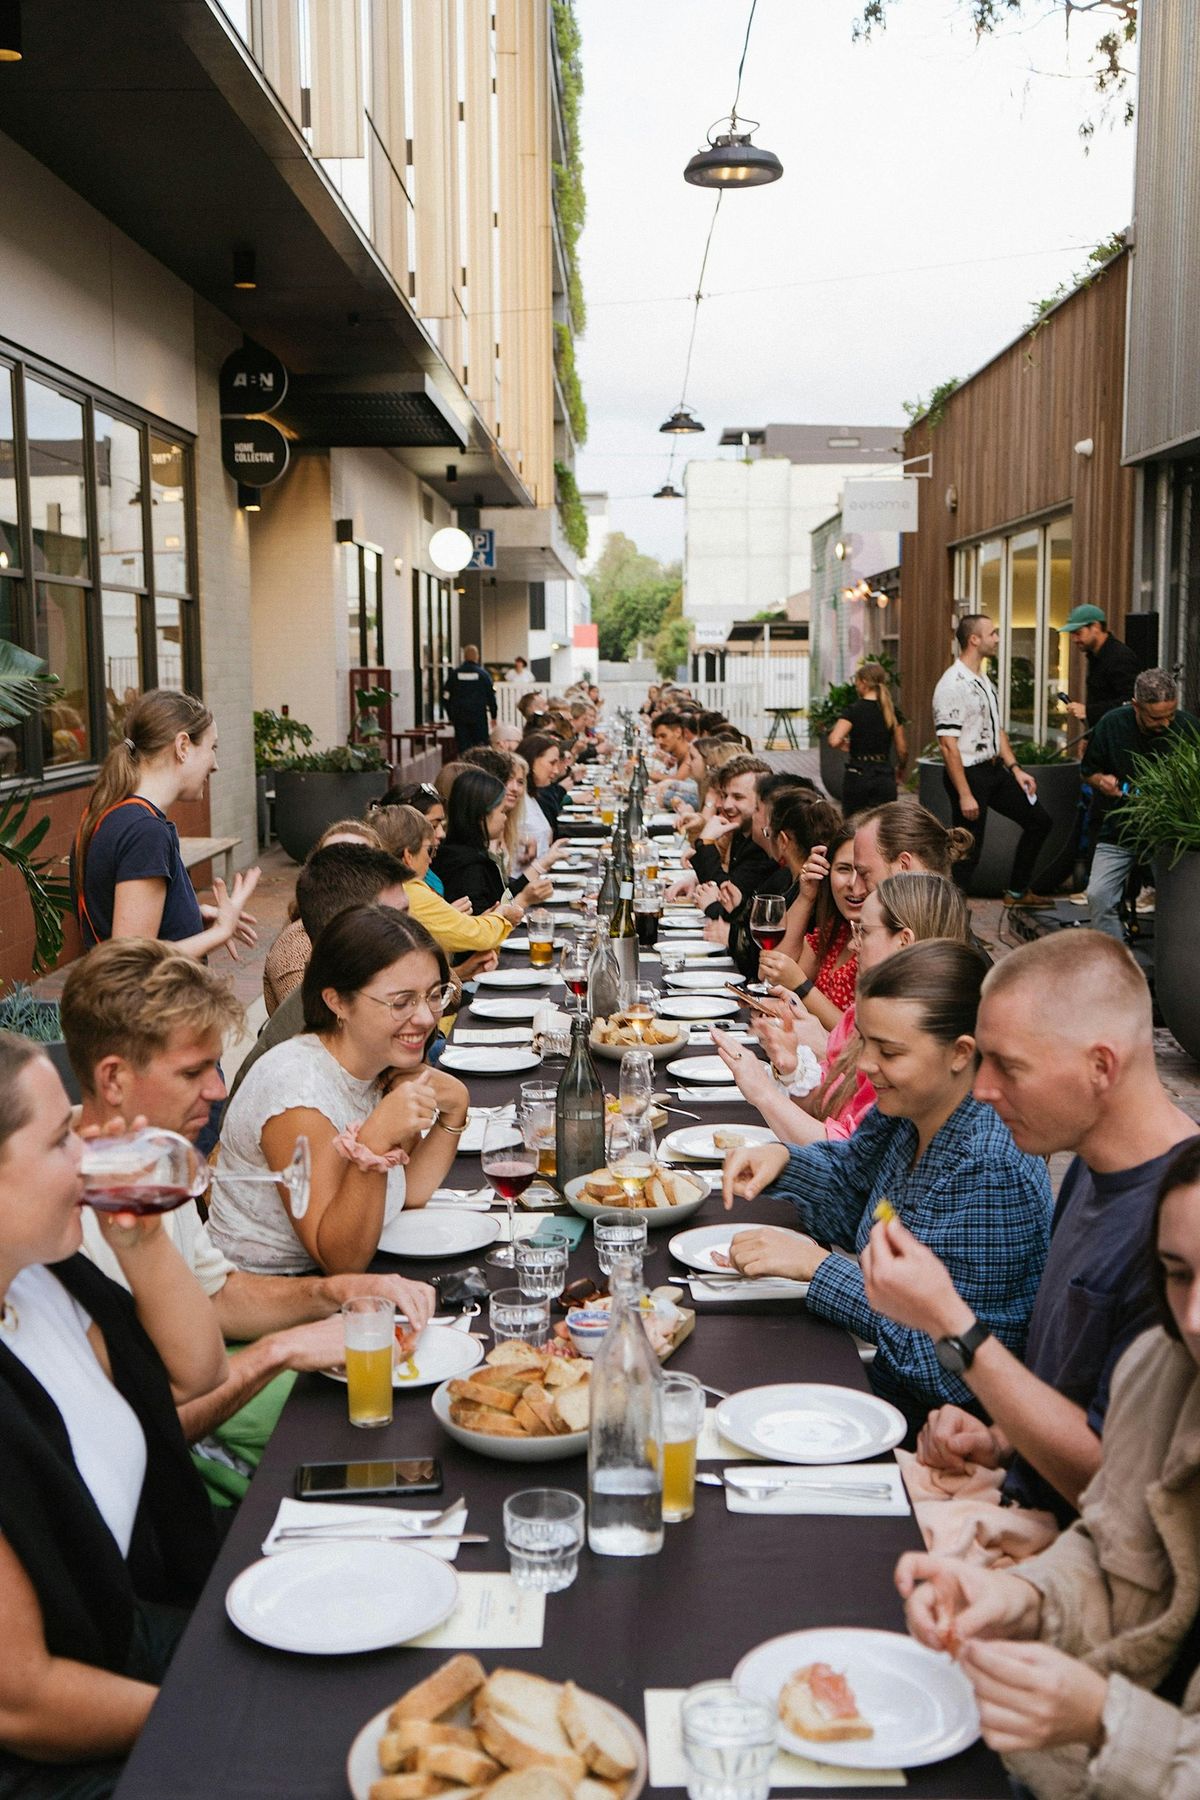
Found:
[826,661,906,814]
[1060,605,1141,734]
[442,644,497,752]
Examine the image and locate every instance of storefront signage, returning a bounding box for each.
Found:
[220,418,290,487]
[219,346,289,417]
[468,528,495,570]
[841,477,918,534]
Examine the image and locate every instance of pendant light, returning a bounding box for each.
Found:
[654,482,683,500]
[659,407,705,436]
[0,1,21,61]
[685,121,782,189]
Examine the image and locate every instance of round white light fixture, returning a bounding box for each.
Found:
[429,526,474,573]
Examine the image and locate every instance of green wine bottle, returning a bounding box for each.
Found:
[556,1013,606,1188]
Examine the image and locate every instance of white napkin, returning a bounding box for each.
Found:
[532,1001,571,1035]
[453,1027,534,1045]
[686,1028,750,1045]
[460,1106,516,1153]
[687,1276,809,1302]
[264,1499,469,1559]
[671,1086,740,1104]
[428,1187,495,1210]
[721,1463,909,1517]
[494,1214,544,1243]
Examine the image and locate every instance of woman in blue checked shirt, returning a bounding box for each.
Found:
[720,939,1051,1436]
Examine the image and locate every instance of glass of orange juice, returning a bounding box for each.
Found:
[342,1296,397,1427]
[661,1372,705,1522]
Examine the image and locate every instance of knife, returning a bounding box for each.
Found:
[273,1526,490,1544]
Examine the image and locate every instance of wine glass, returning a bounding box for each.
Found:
[482,1114,538,1268]
[622,981,659,1043]
[604,1113,655,1205]
[559,937,591,1014]
[749,893,787,954]
[618,1048,655,1120]
[80,1128,312,1219]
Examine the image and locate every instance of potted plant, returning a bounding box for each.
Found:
[271,713,391,863]
[917,737,1082,898]
[1118,732,1200,1061]
[253,710,314,848]
[808,652,905,803]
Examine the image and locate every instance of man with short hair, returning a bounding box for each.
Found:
[651,709,698,768]
[1060,604,1141,734]
[861,929,1197,1526]
[691,755,777,928]
[1082,668,1200,939]
[933,613,1053,905]
[65,939,435,1504]
[442,642,497,751]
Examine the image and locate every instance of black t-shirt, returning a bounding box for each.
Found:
[79,798,204,949]
[838,699,892,761]
[1084,635,1141,731]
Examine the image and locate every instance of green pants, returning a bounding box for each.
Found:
[191,1358,297,1508]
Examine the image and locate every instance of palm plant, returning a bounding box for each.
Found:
[0,642,74,973]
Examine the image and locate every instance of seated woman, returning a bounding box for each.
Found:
[758,817,861,1030]
[898,1136,1200,1799]
[210,908,468,1275]
[716,872,970,1146]
[432,769,521,915]
[515,732,569,836]
[460,745,570,888]
[370,783,449,894]
[722,940,1051,1435]
[263,816,384,1015]
[0,1034,225,1795]
[385,802,537,956]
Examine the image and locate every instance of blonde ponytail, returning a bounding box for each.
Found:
[858,661,896,734]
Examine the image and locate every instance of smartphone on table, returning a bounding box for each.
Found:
[294,1457,443,1501]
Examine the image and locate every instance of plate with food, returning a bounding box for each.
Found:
[347,1656,649,1800]
[660,1123,778,1163]
[322,1324,484,1391]
[437,1047,543,1077]
[469,996,545,1022]
[226,1542,459,1656]
[589,1014,684,1061]
[431,1343,591,1460]
[668,1222,761,1274]
[564,1165,710,1226]
[556,1284,695,1361]
[475,969,558,990]
[664,1056,737,1085]
[655,995,741,1022]
[378,1212,501,1258]
[733,1628,979,1771]
[714,1385,907,1465]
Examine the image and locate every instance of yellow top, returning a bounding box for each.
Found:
[404,877,514,954]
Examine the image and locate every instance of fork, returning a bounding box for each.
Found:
[696,1471,894,1500]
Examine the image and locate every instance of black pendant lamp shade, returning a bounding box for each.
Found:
[0,0,21,60]
[659,407,704,436]
[684,129,782,189]
[654,482,683,500]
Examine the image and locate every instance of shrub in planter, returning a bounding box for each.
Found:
[1118,732,1200,1061]
[918,742,1081,898]
[273,744,391,863]
[0,986,78,1101]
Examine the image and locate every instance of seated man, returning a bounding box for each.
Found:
[64,939,435,1506]
[861,929,1196,1555]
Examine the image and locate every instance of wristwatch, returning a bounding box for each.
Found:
[795,977,815,1000]
[934,1318,991,1375]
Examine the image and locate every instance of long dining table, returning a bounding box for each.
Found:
[114,815,1009,1800]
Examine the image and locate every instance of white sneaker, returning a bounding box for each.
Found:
[1067,893,1088,907]
[1136,887,1156,913]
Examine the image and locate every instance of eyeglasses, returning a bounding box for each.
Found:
[359,982,457,1021]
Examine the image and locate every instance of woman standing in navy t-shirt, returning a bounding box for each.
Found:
[74,689,259,958]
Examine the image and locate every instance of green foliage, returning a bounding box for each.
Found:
[902,377,960,431]
[353,685,398,743]
[750,608,788,623]
[259,704,386,773]
[554,461,589,560]
[586,532,682,664]
[1117,731,1200,868]
[275,744,388,774]
[0,640,60,729]
[920,736,1074,765]
[808,651,906,736]
[653,614,691,681]
[0,983,62,1043]
[551,0,587,336]
[553,323,588,445]
[253,709,314,773]
[1025,232,1126,334]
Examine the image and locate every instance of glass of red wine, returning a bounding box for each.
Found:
[559,937,591,1015]
[80,1128,312,1219]
[749,893,787,955]
[482,1115,538,1267]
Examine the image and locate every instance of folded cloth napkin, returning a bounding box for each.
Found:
[533,1214,586,1247]
[264,1499,469,1559]
[460,1106,516,1153]
[895,1448,1058,1567]
[428,1187,495,1210]
[722,1464,909,1517]
[687,1276,809,1303]
[532,1001,571,1036]
[671,1086,743,1103]
[452,1028,534,1046]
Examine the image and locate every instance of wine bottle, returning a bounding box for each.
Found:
[588,1254,664,1557]
[610,878,639,994]
[587,928,621,1020]
[556,1013,606,1189]
[595,854,618,924]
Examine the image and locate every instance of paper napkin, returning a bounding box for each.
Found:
[696,1407,766,1463]
[643,1690,904,1788]
[427,1187,495,1210]
[264,1499,469,1560]
[721,1463,909,1518]
[460,1107,516,1153]
[686,1276,809,1304]
[409,1573,546,1649]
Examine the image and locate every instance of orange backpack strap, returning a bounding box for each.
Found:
[74,796,159,944]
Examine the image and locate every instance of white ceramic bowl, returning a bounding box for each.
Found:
[430,1378,587,1461]
[562,1169,711,1227]
[565,1309,611,1357]
[589,1022,685,1063]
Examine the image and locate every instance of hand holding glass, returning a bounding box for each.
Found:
[749,894,787,954]
[80,1127,311,1219]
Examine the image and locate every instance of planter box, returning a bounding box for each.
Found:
[273,768,391,863]
[1154,851,1200,1062]
[917,757,1081,898]
[818,734,845,803]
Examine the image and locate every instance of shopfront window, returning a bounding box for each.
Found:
[26,380,90,582]
[954,513,1073,747]
[345,540,383,669]
[0,366,19,573]
[1046,516,1073,741]
[1007,530,1040,743]
[37,581,93,767]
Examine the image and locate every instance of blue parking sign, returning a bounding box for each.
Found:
[469,529,495,570]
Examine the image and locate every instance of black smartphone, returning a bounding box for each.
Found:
[293,1457,443,1501]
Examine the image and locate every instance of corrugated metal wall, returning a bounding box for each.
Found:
[1124,0,1200,461]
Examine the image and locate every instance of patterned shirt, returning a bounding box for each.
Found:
[765,1096,1052,1430]
[931,658,1003,766]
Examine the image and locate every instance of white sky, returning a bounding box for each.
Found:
[572,0,1137,565]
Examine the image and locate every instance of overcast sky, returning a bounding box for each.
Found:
[572,0,1137,566]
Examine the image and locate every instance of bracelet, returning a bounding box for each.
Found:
[795,977,815,1000]
[436,1118,468,1136]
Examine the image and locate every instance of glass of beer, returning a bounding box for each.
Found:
[661,1372,706,1522]
[526,909,555,969]
[520,1084,559,1183]
[341,1296,397,1428]
[600,791,616,827]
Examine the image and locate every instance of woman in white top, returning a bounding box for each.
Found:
[211,906,469,1275]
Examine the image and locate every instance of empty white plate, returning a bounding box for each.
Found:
[377,1211,500,1257]
[469,996,544,1021]
[666,1221,806,1286]
[666,1056,737,1084]
[656,995,741,1021]
[667,941,731,958]
[714,1384,907,1465]
[475,968,556,990]
[665,970,746,991]
[437,1047,542,1076]
[735,1628,979,1770]
[225,1542,459,1654]
[662,1124,778,1162]
[322,1324,483,1391]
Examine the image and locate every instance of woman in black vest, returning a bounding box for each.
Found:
[0,1033,225,1795]
[431,768,511,914]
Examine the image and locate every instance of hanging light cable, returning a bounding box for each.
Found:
[685,0,782,188]
[658,191,722,437]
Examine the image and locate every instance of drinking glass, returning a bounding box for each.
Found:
[659,944,686,977]
[621,981,659,1041]
[634,880,663,949]
[80,1127,311,1219]
[599,791,616,827]
[604,1115,655,1205]
[560,938,591,1012]
[661,1372,706,1522]
[594,1205,649,1273]
[749,894,787,955]
[489,1287,550,1346]
[514,1227,571,1300]
[618,1048,655,1119]
[525,908,556,969]
[341,1296,396,1428]
[503,1489,585,1592]
[482,1116,537,1268]
[634,838,659,883]
[680,1683,777,1800]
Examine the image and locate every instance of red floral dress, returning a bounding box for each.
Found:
[804,920,858,1014]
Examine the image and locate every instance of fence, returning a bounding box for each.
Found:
[494,660,812,748]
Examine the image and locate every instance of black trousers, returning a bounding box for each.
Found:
[842,763,897,816]
[452,715,491,753]
[944,760,1053,894]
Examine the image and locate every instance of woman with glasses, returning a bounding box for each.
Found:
[210,908,468,1274]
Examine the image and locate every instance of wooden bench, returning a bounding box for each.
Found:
[179,835,241,885]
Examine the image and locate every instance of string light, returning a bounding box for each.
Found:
[684,2,781,189]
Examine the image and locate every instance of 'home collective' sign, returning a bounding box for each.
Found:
[219,345,290,489]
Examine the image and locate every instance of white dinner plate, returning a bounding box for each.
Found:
[660,913,704,930]
[734,1628,979,1770]
[661,1124,779,1163]
[377,1211,501,1257]
[501,936,566,953]
[665,970,746,991]
[469,996,545,1021]
[666,940,730,957]
[437,1047,542,1076]
[474,968,556,990]
[665,1056,737,1084]
[225,1542,459,1654]
[656,995,741,1021]
[714,1384,907,1465]
[322,1324,484,1391]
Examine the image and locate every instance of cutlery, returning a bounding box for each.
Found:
[281,1491,465,1533]
[659,1103,702,1120]
[274,1526,490,1544]
[696,1471,894,1500]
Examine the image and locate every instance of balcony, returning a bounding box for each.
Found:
[479,504,579,582]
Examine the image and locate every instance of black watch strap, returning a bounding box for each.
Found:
[935,1318,992,1375]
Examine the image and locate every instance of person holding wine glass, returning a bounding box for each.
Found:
[211,907,469,1275]
[757,819,862,1029]
[481,1114,540,1268]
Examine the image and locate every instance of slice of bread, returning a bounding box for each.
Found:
[559,1682,637,1780]
[542,1356,587,1390]
[486,1771,577,1800]
[415,1745,502,1786]
[576,1778,628,1800]
[512,1395,552,1438]
[381,1721,481,1767]
[779,1666,873,1743]
[368,1774,442,1800]
[449,1377,520,1413]
[552,1383,590,1434]
[451,1401,531,1438]
[388,1654,487,1727]
[474,1671,586,1782]
[486,1342,546,1370]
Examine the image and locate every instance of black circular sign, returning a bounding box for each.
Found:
[221,418,290,487]
[219,346,289,417]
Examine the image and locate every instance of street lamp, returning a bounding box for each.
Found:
[659,407,705,435]
[429,526,474,573]
[684,121,782,189]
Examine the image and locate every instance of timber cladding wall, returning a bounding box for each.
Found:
[899,250,1135,751]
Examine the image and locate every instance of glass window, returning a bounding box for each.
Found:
[26,379,89,581]
[1045,516,1073,741]
[155,595,185,690]
[363,547,381,664]
[0,576,26,774]
[1007,530,1039,744]
[36,581,92,766]
[0,366,19,572]
[101,590,142,741]
[346,543,364,667]
[149,436,189,594]
[94,412,145,588]
[978,540,1002,621]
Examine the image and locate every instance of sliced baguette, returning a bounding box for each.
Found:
[450,1401,531,1438]
[449,1377,521,1413]
[576,1779,628,1800]
[388,1654,487,1727]
[559,1683,637,1780]
[368,1774,442,1800]
[381,1721,482,1767]
[486,1342,546,1370]
[474,1670,586,1782]
[779,1666,873,1744]
[542,1356,587,1390]
[551,1384,590,1434]
[415,1745,501,1785]
[486,1771,577,1800]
